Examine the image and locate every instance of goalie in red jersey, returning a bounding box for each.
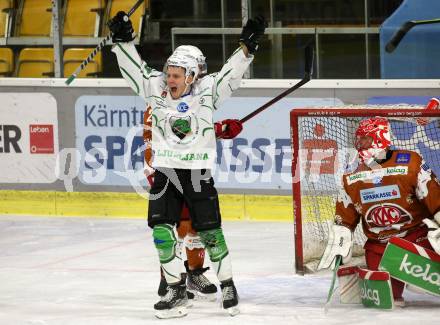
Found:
[318,116,440,305]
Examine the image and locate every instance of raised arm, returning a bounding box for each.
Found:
[212,16,267,109]
[108,11,162,99]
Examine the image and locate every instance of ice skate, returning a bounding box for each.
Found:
[157,274,168,297]
[154,283,188,319]
[186,262,218,301]
[220,279,239,316]
[158,273,194,307]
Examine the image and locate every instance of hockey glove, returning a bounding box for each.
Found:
[108,11,135,43]
[144,161,155,186]
[417,97,440,126]
[317,224,353,270]
[423,211,440,254]
[214,119,243,139]
[239,15,267,54]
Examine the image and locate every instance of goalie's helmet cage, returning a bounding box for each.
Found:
[355,117,391,162]
[174,45,207,76]
[165,51,200,84]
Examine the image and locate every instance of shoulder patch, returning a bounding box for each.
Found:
[421,163,431,171]
[395,153,411,164]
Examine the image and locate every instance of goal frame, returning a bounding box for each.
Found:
[290,108,440,275]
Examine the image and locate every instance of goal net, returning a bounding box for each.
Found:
[290,106,440,274]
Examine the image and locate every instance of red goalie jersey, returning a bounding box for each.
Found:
[335,149,440,243]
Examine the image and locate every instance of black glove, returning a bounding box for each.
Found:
[239,15,267,54]
[108,11,135,43]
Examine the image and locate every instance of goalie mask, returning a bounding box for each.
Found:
[165,52,200,85]
[355,117,391,162]
[174,45,207,76]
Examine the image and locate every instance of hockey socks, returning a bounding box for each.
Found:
[198,228,233,282]
[153,224,182,284]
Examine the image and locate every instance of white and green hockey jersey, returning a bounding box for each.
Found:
[112,43,253,170]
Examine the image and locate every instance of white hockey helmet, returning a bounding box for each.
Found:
[174,45,207,76]
[165,51,200,83]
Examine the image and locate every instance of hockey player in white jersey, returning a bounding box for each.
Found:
[108,11,266,318]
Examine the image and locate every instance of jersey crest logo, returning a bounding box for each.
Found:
[364,203,413,234]
[395,153,411,164]
[177,102,189,112]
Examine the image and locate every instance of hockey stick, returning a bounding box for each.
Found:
[65,0,144,85]
[385,18,440,53]
[324,255,342,313]
[239,43,314,124]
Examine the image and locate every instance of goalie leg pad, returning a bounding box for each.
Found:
[379,237,440,298]
[365,244,405,299]
[184,233,204,250]
[337,266,361,304]
[358,268,394,309]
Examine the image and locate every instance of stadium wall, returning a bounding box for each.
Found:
[0,78,438,220]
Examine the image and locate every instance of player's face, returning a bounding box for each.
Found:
[356,135,373,150]
[167,66,192,99]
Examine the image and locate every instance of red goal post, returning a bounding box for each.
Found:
[290,106,440,274]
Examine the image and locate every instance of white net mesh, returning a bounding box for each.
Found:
[293,106,440,272]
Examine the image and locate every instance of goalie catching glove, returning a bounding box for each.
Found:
[108,11,135,43]
[423,211,440,254]
[317,224,353,270]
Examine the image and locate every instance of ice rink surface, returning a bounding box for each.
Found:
[0,215,439,325]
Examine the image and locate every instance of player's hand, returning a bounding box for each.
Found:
[146,173,155,187]
[425,97,440,110]
[214,119,243,139]
[144,168,155,187]
[239,15,267,54]
[423,213,440,254]
[108,11,135,43]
